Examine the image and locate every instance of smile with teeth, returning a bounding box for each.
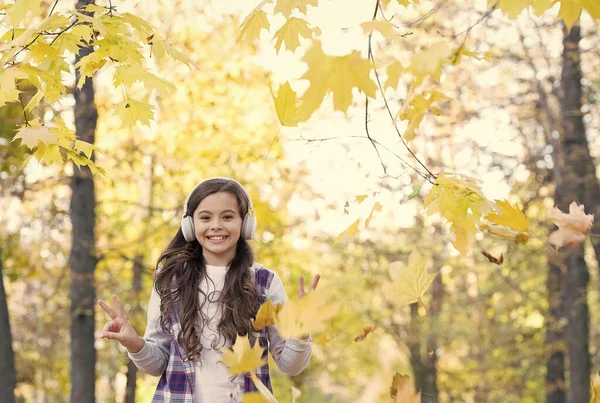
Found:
[207,235,228,241]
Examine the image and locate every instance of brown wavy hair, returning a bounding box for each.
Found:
[154,178,258,361]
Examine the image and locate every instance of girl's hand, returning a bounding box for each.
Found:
[298,274,320,299]
[97,295,144,354]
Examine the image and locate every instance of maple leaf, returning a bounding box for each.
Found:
[558,0,582,31]
[275,288,340,339]
[548,202,594,248]
[151,37,196,69]
[360,20,394,39]
[272,82,300,126]
[480,223,528,244]
[386,250,437,305]
[273,17,313,53]
[485,200,530,233]
[583,0,600,19]
[5,0,42,26]
[115,97,154,128]
[390,373,420,403]
[335,219,361,243]
[274,0,319,17]
[221,335,265,376]
[13,125,59,150]
[384,61,404,91]
[491,0,533,19]
[300,40,376,114]
[253,300,282,330]
[237,2,270,44]
[0,67,28,107]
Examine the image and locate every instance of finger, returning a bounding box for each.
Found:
[112,295,124,318]
[298,276,305,297]
[101,331,123,342]
[310,274,321,291]
[97,300,117,320]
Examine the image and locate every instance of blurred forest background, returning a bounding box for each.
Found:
[2,0,600,402]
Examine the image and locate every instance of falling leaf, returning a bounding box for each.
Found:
[548,202,594,248]
[481,251,503,265]
[335,219,361,243]
[250,372,278,403]
[243,392,269,403]
[355,194,368,204]
[365,202,382,227]
[354,324,375,342]
[387,250,437,305]
[253,300,282,330]
[221,335,265,376]
[275,288,340,339]
[390,373,420,403]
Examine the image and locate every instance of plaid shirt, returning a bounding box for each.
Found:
[151,264,274,403]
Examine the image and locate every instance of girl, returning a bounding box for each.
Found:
[98,177,320,402]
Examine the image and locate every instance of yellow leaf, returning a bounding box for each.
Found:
[0,66,27,107]
[355,194,368,204]
[115,98,154,128]
[5,0,42,26]
[275,288,340,339]
[591,372,600,403]
[300,40,376,114]
[384,61,404,91]
[532,0,556,16]
[360,20,394,39]
[35,143,64,165]
[250,373,279,403]
[253,300,282,330]
[274,0,319,17]
[74,140,95,159]
[52,25,95,55]
[335,218,361,243]
[151,37,196,69]
[485,200,530,233]
[243,392,268,403]
[405,42,453,84]
[480,224,529,244]
[272,82,299,126]
[38,14,70,32]
[387,250,437,305]
[13,124,58,149]
[221,335,265,376]
[75,53,107,89]
[390,373,421,403]
[491,0,533,19]
[583,0,600,18]
[558,0,582,31]
[365,201,382,226]
[237,3,270,44]
[273,17,313,53]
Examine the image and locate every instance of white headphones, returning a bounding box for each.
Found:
[180,177,257,242]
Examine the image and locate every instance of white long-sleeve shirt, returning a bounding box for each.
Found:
[128,265,311,403]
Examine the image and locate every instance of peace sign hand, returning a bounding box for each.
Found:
[298,274,320,299]
[97,295,145,354]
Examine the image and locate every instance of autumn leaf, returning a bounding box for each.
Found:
[5,0,42,26]
[250,373,278,403]
[548,202,594,248]
[275,288,340,339]
[355,194,368,204]
[221,335,265,376]
[491,0,533,19]
[390,373,420,403]
[300,40,376,114]
[386,250,437,305]
[237,2,270,44]
[115,97,154,128]
[0,66,28,107]
[354,324,375,342]
[253,300,282,330]
[365,202,382,227]
[360,20,394,39]
[274,0,319,17]
[272,82,300,126]
[273,17,313,52]
[558,0,582,31]
[384,61,404,91]
[485,199,530,234]
[405,42,453,84]
[591,372,600,403]
[13,125,59,149]
[243,392,269,403]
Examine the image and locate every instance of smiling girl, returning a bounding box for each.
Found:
[98,178,319,402]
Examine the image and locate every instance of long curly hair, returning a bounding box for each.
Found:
[154,178,258,361]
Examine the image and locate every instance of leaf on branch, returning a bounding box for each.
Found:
[384,61,404,91]
[397,90,448,141]
[237,2,270,44]
[273,17,313,52]
[405,42,453,85]
[485,199,530,234]
[558,0,583,32]
[252,300,282,330]
[386,250,437,305]
[151,37,196,68]
[0,66,27,107]
[221,335,265,376]
[115,97,154,128]
[5,0,42,26]
[274,0,319,18]
[13,124,58,150]
[300,40,376,114]
[490,0,534,19]
[548,202,594,248]
[272,81,300,126]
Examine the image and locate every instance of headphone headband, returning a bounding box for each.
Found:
[183,177,254,216]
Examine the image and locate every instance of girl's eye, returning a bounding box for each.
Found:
[199,216,210,221]
[223,215,234,220]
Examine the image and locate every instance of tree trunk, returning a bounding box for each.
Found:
[555,22,591,403]
[545,259,566,403]
[422,274,443,403]
[0,246,16,403]
[70,1,98,402]
[408,303,424,394]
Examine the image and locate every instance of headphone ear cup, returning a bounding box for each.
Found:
[181,215,196,242]
[241,214,257,240]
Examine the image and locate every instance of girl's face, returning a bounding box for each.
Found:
[193,191,243,266]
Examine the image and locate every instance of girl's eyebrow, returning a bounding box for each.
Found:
[197,209,237,215]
